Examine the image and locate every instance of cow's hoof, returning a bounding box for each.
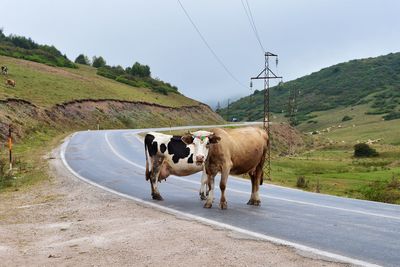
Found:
[247,199,261,206]
[204,202,212,208]
[219,201,228,210]
[152,193,164,201]
[200,192,207,200]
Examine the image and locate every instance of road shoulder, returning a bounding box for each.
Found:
[0,144,349,266]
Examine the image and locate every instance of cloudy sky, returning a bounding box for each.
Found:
[1,0,399,106]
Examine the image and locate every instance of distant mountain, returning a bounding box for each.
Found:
[218,52,400,122]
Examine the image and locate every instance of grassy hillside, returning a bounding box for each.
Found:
[0,29,76,68]
[0,54,223,192]
[219,52,400,122]
[0,56,198,107]
[267,103,400,203]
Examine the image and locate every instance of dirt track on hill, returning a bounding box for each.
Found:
[0,146,348,267]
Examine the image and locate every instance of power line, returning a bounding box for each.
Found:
[240,0,265,54]
[177,0,247,89]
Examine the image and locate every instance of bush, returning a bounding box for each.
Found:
[354,143,379,157]
[296,176,308,188]
[97,63,180,95]
[0,158,13,189]
[383,111,400,121]
[92,56,106,68]
[75,54,90,65]
[342,115,353,122]
[359,176,400,204]
[127,62,151,77]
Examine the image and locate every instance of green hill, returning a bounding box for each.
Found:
[219,52,400,123]
[0,55,198,108]
[0,32,224,141]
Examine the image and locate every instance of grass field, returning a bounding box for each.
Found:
[0,127,65,191]
[0,56,198,108]
[270,104,400,203]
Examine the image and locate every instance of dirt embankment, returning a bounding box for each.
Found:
[0,146,348,267]
[0,98,224,140]
[270,123,308,156]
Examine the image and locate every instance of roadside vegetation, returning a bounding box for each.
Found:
[268,104,400,204]
[97,62,180,95]
[0,127,62,191]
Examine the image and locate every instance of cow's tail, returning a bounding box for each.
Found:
[260,129,269,186]
[144,136,151,181]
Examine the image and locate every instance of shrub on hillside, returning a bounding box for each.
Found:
[296,176,308,188]
[126,62,151,78]
[75,54,90,65]
[0,29,76,68]
[97,62,179,95]
[383,111,400,121]
[342,115,353,121]
[354,143,379,157]
[92,56,106,68]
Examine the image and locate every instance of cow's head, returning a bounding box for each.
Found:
[181,130,221,165]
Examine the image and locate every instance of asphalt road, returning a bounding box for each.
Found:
[61,127,400,267]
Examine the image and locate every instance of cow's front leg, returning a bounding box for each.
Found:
[150,180,163,200]
[219,168,229,209]
[199,169,208,200]
[204,174,215,208]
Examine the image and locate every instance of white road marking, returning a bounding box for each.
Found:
[61,134,381,267]
[105,131,400,221]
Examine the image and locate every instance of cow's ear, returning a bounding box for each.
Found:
[181,134,194,145]
[209,134,221,144]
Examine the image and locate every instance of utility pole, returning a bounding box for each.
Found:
[250,52,282,180]
[227,99,230,122]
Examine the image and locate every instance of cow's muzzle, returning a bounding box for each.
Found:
[196,155,205,166]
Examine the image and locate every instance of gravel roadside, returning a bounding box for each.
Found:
[0,145,349,267]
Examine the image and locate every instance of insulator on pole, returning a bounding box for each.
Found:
[276,57,279,67]
[250,80,253,89]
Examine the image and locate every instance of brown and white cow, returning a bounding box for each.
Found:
[5,79,16,87]
[182,127,268,209]
[144,131,209,200]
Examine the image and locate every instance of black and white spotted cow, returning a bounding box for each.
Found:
[144,131,210,200]
[1,66,8,75]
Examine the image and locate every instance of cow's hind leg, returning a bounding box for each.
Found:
[149,155,164,201]
[247,166,263,206]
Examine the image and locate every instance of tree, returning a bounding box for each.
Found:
[129,62,151,77]
[75,54,90,65]
[354,143,379,157]
[92,56,106,68]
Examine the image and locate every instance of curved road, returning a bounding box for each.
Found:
[61,127,400,267]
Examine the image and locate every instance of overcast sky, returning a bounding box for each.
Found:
[1,0,399,107]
